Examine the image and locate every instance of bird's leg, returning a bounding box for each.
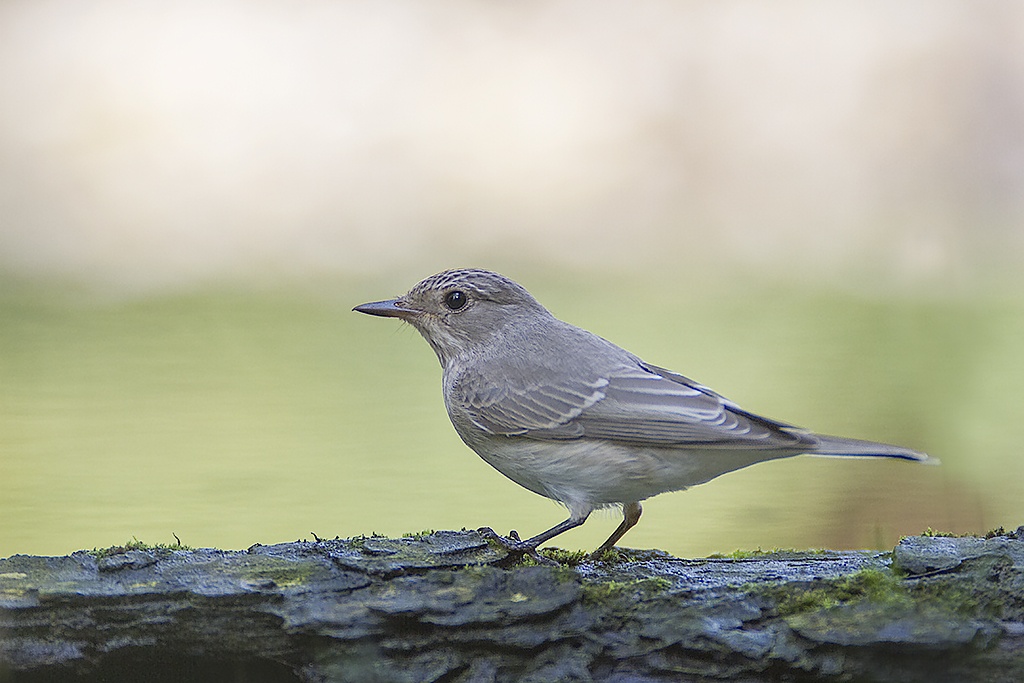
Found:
[478,513,590,565]
[590,502,643,560]
[520,514,590,548]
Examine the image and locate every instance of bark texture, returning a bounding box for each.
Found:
[1,529,1022,682]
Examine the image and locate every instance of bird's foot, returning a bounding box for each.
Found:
[476,527,557,566]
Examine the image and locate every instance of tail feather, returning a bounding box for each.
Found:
[808,434,937,464]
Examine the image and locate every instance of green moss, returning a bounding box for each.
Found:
[913,526,1020,539]
[757,568,912,617]
[582,580,628,604]
[538,548,589,566]
[508,545,628,569]
[983,525,1021,539]
[835,568,910,604]
[242,562,315,588]
[588,548,624,564]
[920,528,971,538]
[513,554,548,569]
[909,556,1010,619]
[347,533,385,551]
[581,577,672,605]
[88,536,191,559]
[401,529,436,539]
[756,561,1012,622]
[640,577,672,592]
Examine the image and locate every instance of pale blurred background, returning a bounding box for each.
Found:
[1,0,1022,559]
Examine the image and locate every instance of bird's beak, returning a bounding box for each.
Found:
[353,298,417,319]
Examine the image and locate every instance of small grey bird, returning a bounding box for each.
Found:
[355,268,933,558]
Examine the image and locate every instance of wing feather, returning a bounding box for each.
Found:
[454,360,812,450]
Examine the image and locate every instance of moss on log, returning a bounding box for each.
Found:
[1,529,1022,682]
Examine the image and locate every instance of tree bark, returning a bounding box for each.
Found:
[1,529,1022,682]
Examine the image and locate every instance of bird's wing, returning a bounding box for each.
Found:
[455,361,814,450]
[454,366,610,434]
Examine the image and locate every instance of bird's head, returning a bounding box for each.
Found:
[354,268,550,366]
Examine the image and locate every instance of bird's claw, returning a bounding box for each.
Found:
[476,526,557,566]
[476,526,532,553]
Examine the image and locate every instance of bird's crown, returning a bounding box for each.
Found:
[409,268,537,307]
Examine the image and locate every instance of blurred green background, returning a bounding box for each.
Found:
[1,1,1022,558]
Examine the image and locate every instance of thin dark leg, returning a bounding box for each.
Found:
[590,502,642,559]
[520,514,590,548]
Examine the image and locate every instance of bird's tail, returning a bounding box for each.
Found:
[808,434,937,464]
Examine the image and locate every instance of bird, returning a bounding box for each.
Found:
[354,268,933,559]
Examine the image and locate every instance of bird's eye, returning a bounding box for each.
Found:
[443,290,467,311]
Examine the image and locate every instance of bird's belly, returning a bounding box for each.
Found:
[462,432,789,516]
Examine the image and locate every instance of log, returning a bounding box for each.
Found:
[1,528,1022,682]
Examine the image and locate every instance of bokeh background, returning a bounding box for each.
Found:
[1,0,1022,559]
